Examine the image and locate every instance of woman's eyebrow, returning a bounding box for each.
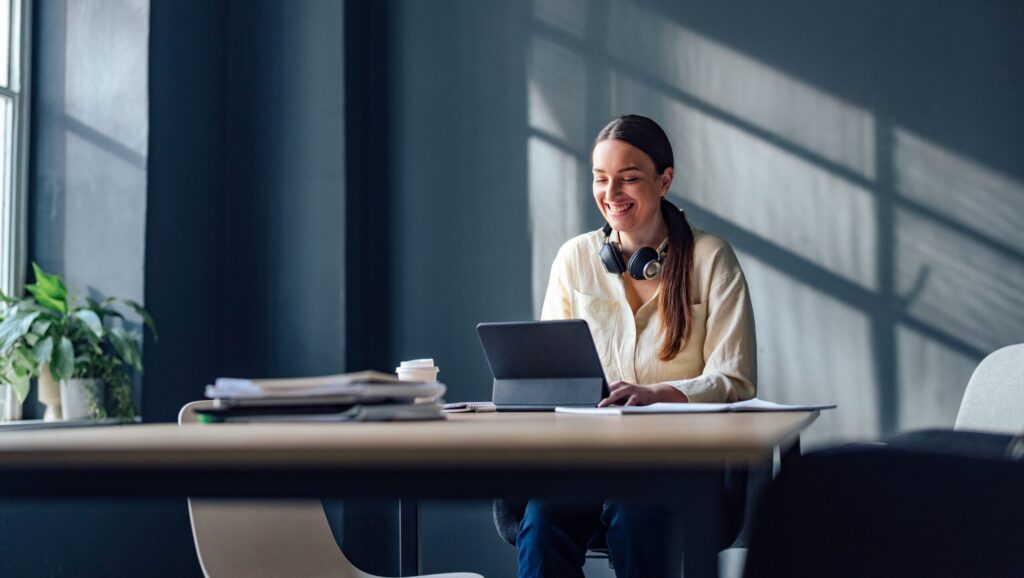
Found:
[591,166,642,173]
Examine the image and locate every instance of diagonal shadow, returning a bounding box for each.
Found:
[527,0,1022,436]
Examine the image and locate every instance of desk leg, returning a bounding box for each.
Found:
[780,436,802,473]
[399,498,419,576]
[681,472,720,578]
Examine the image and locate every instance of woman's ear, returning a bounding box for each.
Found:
[660,167,674,195]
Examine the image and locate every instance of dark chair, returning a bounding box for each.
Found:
[493,463,770,565]
[742,430,1024,578]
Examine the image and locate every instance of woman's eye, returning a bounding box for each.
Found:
[622,178,638,183]
[593,178,608,184]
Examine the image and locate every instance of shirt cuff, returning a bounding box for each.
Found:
[665,375,722,404]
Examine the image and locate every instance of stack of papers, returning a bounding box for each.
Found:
[555,398,836,415]
[202,371,447,423]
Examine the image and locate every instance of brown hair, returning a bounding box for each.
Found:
[595,115,696,360]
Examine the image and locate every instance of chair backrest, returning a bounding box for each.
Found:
[955,344,1024,434]
[178,401,364,578]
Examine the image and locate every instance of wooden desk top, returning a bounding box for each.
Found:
[0,411,817,470]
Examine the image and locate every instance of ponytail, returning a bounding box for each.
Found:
[657,198,695,361]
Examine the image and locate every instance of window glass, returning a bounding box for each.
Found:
[0,0,10,88]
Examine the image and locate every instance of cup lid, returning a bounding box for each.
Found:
[399,358,435,369]
[396,366,439,373]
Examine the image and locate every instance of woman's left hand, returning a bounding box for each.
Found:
[598,381,690,407]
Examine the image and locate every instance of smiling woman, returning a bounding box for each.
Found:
[520,114,758,578]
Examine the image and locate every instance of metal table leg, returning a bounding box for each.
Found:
[399,498,419,576]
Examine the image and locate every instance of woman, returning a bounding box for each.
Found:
[517,115,757,577]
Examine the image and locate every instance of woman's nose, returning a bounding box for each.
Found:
[606,179,623,196]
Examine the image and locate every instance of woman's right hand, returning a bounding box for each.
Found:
[598,380,689,407]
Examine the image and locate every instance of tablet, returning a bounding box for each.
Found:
[476,320,609,411]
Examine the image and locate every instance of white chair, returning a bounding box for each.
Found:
[954,343,1024,434]
[179,401,483,578]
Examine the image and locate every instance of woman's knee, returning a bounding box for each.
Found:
[518,499,602,549]
[602,500,684,537]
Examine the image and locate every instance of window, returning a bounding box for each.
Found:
[0,0,28,296]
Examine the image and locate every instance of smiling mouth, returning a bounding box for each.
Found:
[605,202,635,216]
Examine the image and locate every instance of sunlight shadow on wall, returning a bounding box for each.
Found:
[528,137,583,314]
[525,0,1023,443]
[894,127,1024,255]
[529,35,588,151]
[607,0,876,180]
[612,74,879,291]
[65,0,149,158]
[528,32,589,313]
[895,323,978,430]
[738,249,878,444]
[63,130,146,291]
[532,0,586,39]
[61,0,148,301]
[896,208,1024,354]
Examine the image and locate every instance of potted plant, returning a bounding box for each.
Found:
[0,263,156,420]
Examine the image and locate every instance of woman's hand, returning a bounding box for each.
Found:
[598,381,690,407]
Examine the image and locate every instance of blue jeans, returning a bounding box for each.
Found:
[516,498,685,578]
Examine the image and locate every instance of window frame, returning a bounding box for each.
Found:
[0,0,30,297]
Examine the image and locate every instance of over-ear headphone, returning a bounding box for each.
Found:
[599,224,669,281]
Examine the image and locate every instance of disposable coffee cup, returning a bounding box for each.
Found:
[396,358,440,383]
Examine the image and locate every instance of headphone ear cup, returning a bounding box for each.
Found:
[627,246,661,280]
[600,241,627,275]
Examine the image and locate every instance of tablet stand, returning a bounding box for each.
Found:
[492,377,605,407]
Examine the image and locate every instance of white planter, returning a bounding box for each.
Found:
[0,383,23,421]
[60,379,105,420]
[38,363,63,420]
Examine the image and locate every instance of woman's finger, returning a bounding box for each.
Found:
[608,380,628,391]
[598,386,632,407]
[624,394,641,406]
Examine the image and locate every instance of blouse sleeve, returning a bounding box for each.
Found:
[665,265,758,403]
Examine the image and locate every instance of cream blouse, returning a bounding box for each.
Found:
[541,226,757,403]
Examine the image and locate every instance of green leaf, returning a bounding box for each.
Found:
[108,328,143,372]
[33,336,53,365]
[73,310,104,338]
[0,311,41,353]
[30,318,52,336]
[123,299,158,341]
[10,372,30,403]
[31,262,68,299]
[13,345,36,372]
[51,336,75,381]
[26,263,68,313]
[16,302,54,315]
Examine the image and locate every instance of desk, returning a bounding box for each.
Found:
[0,411,818,577]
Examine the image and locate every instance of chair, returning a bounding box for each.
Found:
[954,343,1024,433]
[742,345,1024,577]
[179,401,483,578]
[742,433,1024,578]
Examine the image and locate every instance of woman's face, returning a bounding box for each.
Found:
[592,139,672,237]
